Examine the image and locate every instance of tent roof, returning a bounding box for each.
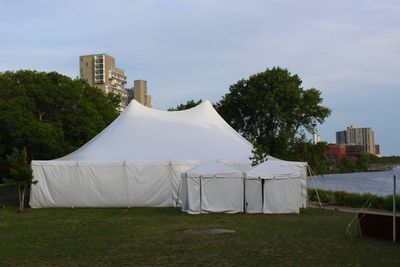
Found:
[265,155,307,167]
[246,159,303,179]
[186,161,243,178]
[56,100,253,162]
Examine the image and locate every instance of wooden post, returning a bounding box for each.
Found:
[394,175,397,243]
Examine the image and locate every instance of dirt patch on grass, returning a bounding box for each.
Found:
[182,228,236,234]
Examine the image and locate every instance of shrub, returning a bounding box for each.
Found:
[308,188,400,212]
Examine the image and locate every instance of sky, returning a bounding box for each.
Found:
[1,0,399,155]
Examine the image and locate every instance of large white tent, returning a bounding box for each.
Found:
[180,161,244,214]
[29,100,253,208]
[245,159,308,214]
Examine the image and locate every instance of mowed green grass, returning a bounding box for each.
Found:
[0,207,399,266]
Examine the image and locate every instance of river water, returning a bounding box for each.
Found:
[308,170,400,196]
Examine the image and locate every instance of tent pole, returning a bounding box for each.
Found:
[74,161,79,209]
[199,176,202,214]
[394,175,397,243]
[244,175,246,213]
[308,166,323,209]
[261,179,265,213]
[169,160,173,207]
[124,160,130,208]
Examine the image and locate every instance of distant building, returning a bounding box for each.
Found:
[336,131,347,145]
[345,145,364,159]
[126,80,152,108]
[336,125,377,155]
[375,145,380,156]
[80,53,128,111]
[327,144,346,163]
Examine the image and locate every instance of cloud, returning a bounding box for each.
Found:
[1,0,399,154]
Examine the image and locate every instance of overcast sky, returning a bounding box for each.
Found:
[1,0,399,155]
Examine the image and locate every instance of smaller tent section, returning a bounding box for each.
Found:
[264,156,308,208]
[180,161,244,214]
[245,160,307,214]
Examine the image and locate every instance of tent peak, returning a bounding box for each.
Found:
[126,99,213,113]
[166,99,213,113]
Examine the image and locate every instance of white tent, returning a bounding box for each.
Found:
[180,161,244,214]
[265,156,308,209]
[245,159,307,214]
[30,100,253,208]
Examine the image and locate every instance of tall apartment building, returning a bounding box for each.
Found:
[80,54,128,111]
[126,80,152,108]
[336,125,376,154]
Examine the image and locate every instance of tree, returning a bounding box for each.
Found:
[337,156,356,173]
[288,140,329,175]
[0,70,119,180]
[3,148,37,212]
[355,153,370,172]
[215,67,331,162]
[168,99,202,111]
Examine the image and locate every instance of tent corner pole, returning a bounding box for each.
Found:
[243,174,246,213]
[199,176,202,214]
[123,160,130,209]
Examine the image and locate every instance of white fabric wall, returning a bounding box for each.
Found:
[245,178,303,214]
[180,177,201,214]
[201,177,244,213]
[244,179,262,213]
[263,178,301,214]
[30,160,306,212]
[30,161,199,208]
[171,162,202,207]
[180,176,244,214]
[125,163,171,207]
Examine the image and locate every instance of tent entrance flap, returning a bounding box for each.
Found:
[180,161,246,214]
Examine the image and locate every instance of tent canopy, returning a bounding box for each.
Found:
[30,100,253,208]
[265,155,307,167]
[186,161,243,178]
[246,160,304,179]
[56,100,253,162]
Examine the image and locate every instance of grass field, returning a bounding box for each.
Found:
[0,207,399,266]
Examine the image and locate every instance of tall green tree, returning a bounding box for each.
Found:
[288,140,329,174]
[0,70,120,179]
[215,67,331,162]
[168,99,202,111]
[3,148,36,212]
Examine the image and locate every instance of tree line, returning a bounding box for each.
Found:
[170,68,400,173]
[170,67,332,174]
[4,67,394,185]
[0,70,120,182]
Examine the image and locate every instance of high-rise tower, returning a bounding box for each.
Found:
[80,53,128,111]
